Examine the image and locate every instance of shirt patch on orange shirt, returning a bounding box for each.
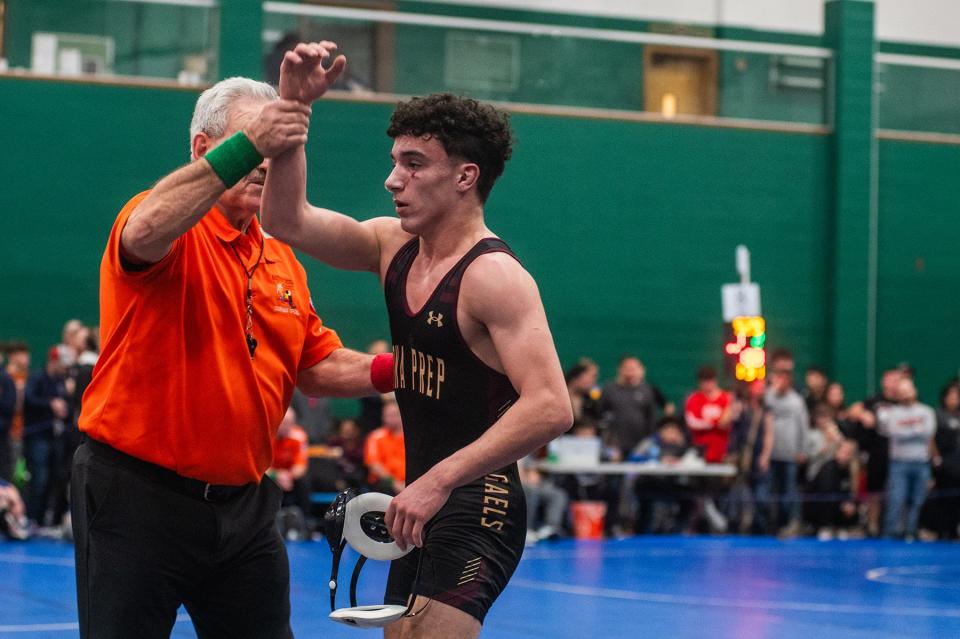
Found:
[272,276,301,316]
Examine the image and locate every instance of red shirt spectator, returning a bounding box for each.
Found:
[685,367,733,463]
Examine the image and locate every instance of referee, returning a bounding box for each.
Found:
[72,77,394,638]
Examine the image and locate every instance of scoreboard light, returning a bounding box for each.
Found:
[725,316,766,381]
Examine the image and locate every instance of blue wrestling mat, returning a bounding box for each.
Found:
[1,536,958,638]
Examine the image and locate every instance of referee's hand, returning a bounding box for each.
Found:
[243,100,312,157]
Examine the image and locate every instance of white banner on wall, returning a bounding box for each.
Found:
[414,1,960,48]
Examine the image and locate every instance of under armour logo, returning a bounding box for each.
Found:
[427,311,444,327]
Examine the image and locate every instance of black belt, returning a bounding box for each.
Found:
[83,436,251,503]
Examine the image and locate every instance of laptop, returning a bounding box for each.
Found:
[554,435,602,466]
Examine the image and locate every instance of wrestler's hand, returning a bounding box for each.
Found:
[243,100,312,157]
[385,475,452,551]
[279,41,347,104]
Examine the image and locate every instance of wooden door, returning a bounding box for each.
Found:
[643,46,718,116]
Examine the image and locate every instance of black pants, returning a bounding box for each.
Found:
[0,433,12,482]
[808,462,857,530]
[71,439,293,639]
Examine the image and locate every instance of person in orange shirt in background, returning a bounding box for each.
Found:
[270,407,310,500]
[270,406,311,540]
[365,396,406,495]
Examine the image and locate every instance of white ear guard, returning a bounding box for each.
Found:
[323,491,423,628]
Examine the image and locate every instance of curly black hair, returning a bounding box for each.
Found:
[387,93,513,203]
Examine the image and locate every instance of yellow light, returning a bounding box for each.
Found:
[732,316,765,336]
[740,347,766,369]
[661,93,678,118]
[736,362,758,381]
[730,316,766,381]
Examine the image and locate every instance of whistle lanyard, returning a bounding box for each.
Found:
[230,236,265,359]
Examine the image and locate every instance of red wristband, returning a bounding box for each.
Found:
[370,352,395,393]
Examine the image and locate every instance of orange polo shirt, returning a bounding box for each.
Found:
[364,426,406,485]
[79,191,342,484]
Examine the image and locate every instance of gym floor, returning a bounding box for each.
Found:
[1,536,958,637]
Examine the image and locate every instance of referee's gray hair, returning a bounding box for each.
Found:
[189,77,278,150]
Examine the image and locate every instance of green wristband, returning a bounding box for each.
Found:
[205,131,263,188]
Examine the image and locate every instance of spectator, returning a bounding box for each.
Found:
[929,379,960,540]
[878,376,936,540]
[289,387,333,442]
[600,355,671,458]
[823,381,857,438]
[357,339,390,436]
[55,319,84,367]
[0,364,16,482]
[805,405,852,537]
[684,366,733,464]
[761,350,808,538]
[23,346,69,527]
[64,327,99,422]
[806,405,846,484]
[807,438,860,541]
[684,365,736,533]
[5,342,30,460]
[803,366,829,413]
[364,396,405,494]
[633,416,698,534]
[631,416,692,463]
[270,407,310,507]
[726,379,773,534]
[519,454,568,545]
[0,479,29,540]
[50,325,97,534]
[850,367,903,536]
[565,359,602,423]
[270,406,311,539]
[326,417,367,490]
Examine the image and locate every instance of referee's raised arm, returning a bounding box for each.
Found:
[122,97,310,265]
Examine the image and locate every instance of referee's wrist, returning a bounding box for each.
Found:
[204,131,263,188]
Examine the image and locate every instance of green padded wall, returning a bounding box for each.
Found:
[3,2,960,408]
[877,140,960,402]
[0,75,832,406]
[1,77,200,346]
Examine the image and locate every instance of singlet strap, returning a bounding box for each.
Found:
[437,238,519,305]
[384,238,420,300]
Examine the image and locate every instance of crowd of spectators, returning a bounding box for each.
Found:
[0,320,98,540]
[3,322,959,546]
[527,350,959,544]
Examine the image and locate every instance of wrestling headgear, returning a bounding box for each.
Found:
[324,490,423,628]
